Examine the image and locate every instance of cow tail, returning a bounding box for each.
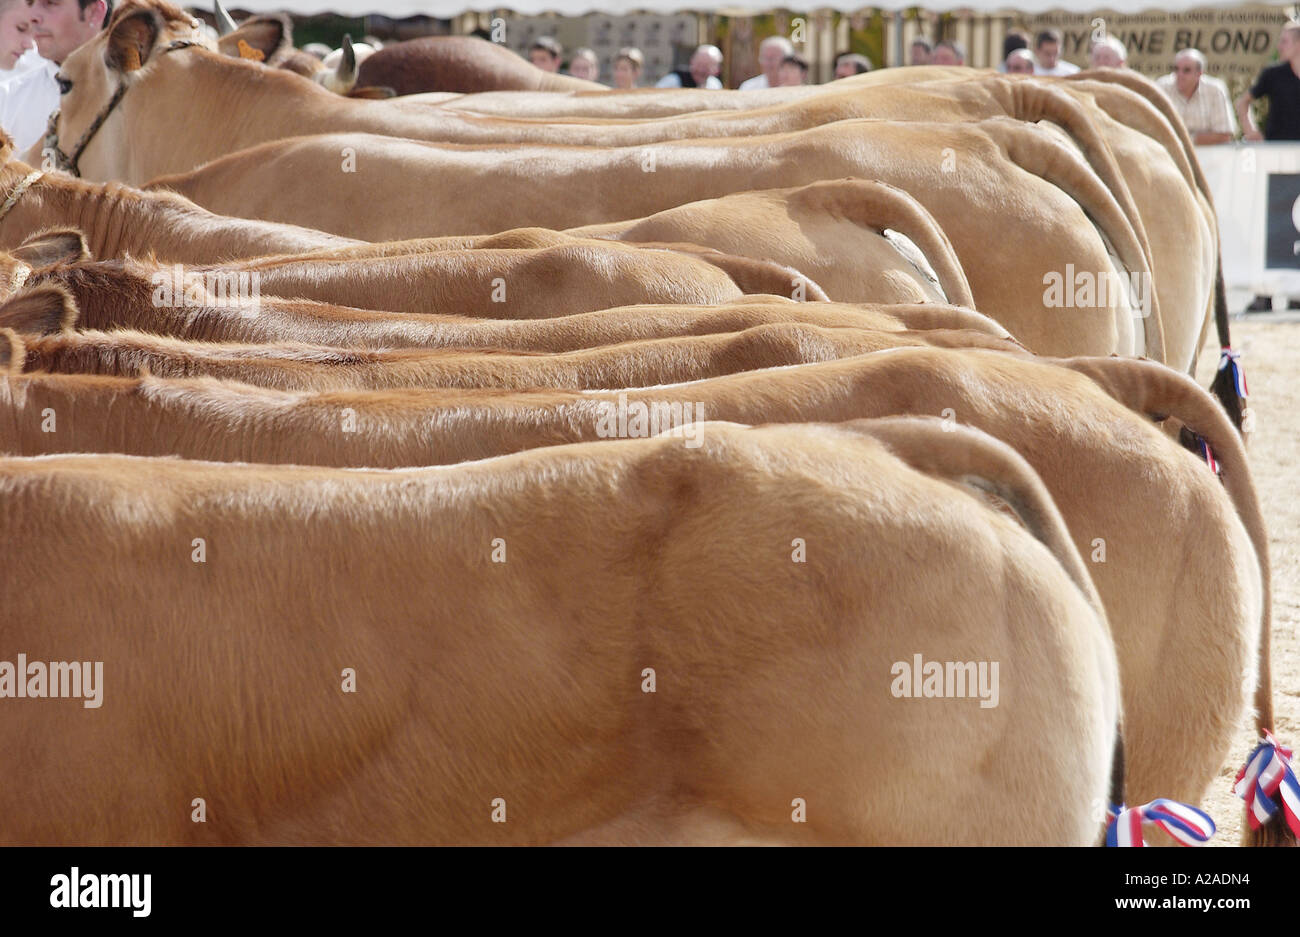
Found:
[833,179,976,309]
[1209,263,1249,434]
[1066,71,1246,438]
[848,415,1123,845]
[1058,355,1290,846]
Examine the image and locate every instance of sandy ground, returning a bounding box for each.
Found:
[1192,320,1298,845]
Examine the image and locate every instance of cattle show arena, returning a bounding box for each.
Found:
[1,0,1298,865]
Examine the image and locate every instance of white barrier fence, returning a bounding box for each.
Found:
[1197,142,1300,306]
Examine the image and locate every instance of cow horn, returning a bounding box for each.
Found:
[213,0,237,37]
[335,34,357,85]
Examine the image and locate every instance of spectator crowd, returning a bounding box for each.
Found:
[517,20,1299,156]
[0,4,1296,160]
[525,34,864,90]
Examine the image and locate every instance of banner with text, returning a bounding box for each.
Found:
[1023,6,1289,96]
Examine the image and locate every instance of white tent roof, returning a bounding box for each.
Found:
[221,1,1282,19]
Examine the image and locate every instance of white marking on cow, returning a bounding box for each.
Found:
[881,228,947,303]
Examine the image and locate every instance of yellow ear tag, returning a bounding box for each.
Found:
[237,40,265,62]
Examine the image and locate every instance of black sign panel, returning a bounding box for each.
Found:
[1265,172,1300,269]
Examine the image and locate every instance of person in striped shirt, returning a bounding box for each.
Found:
[1157,48,1237,145]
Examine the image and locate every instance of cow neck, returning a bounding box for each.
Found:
[10,169,216,261]
[0,160,62,250]
[134,51,364,178]
[82,180,156,259]
[115,51,442,181]
[3,170,132,259]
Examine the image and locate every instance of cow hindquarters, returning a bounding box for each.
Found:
[645,418,1119,845]
[1060,357,1271,823]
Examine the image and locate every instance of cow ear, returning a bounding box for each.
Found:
[103,7,163,74]
[0,285,78,335]
[0,327,26,375]
[12,228,90,268]
[217,14,292,64]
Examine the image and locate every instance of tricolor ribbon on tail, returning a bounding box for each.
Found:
[1196,346,1248,472]
[1218,347,1249,401]
[1193,434,1220,475]
[1106,799,1217,847]
[1234,731,1300,836]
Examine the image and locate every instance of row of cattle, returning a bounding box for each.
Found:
[0,0,1295,845]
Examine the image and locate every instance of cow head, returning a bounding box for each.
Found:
[209,6,366,95]
[277,35,377,96]
[316,35,363,95]
[46,0,211,177]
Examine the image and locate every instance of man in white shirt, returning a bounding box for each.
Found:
[738,35,792,91]
[566,47,599,83]
[527,37,562,74]
[1005,48,1035,74]
[1088,36,1128,69]
[930,40,966,66]
[8,46,45,74]
[833,53,871,79]
[996,30,1030,73]
[1033,29,1080,76]
[0,0,109,154]
[0,47,56,152]
[1156,49,1237,145]
[655,44,722,90]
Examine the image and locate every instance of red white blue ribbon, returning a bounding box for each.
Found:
[1106,799,1217,847]
[1234,731,1300,836]
[1219,347,1249,400]
[1193,434,1220,475]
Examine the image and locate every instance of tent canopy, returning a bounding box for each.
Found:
[221,1,1279,21]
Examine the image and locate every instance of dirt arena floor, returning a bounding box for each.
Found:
[1192,319,1298,846]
